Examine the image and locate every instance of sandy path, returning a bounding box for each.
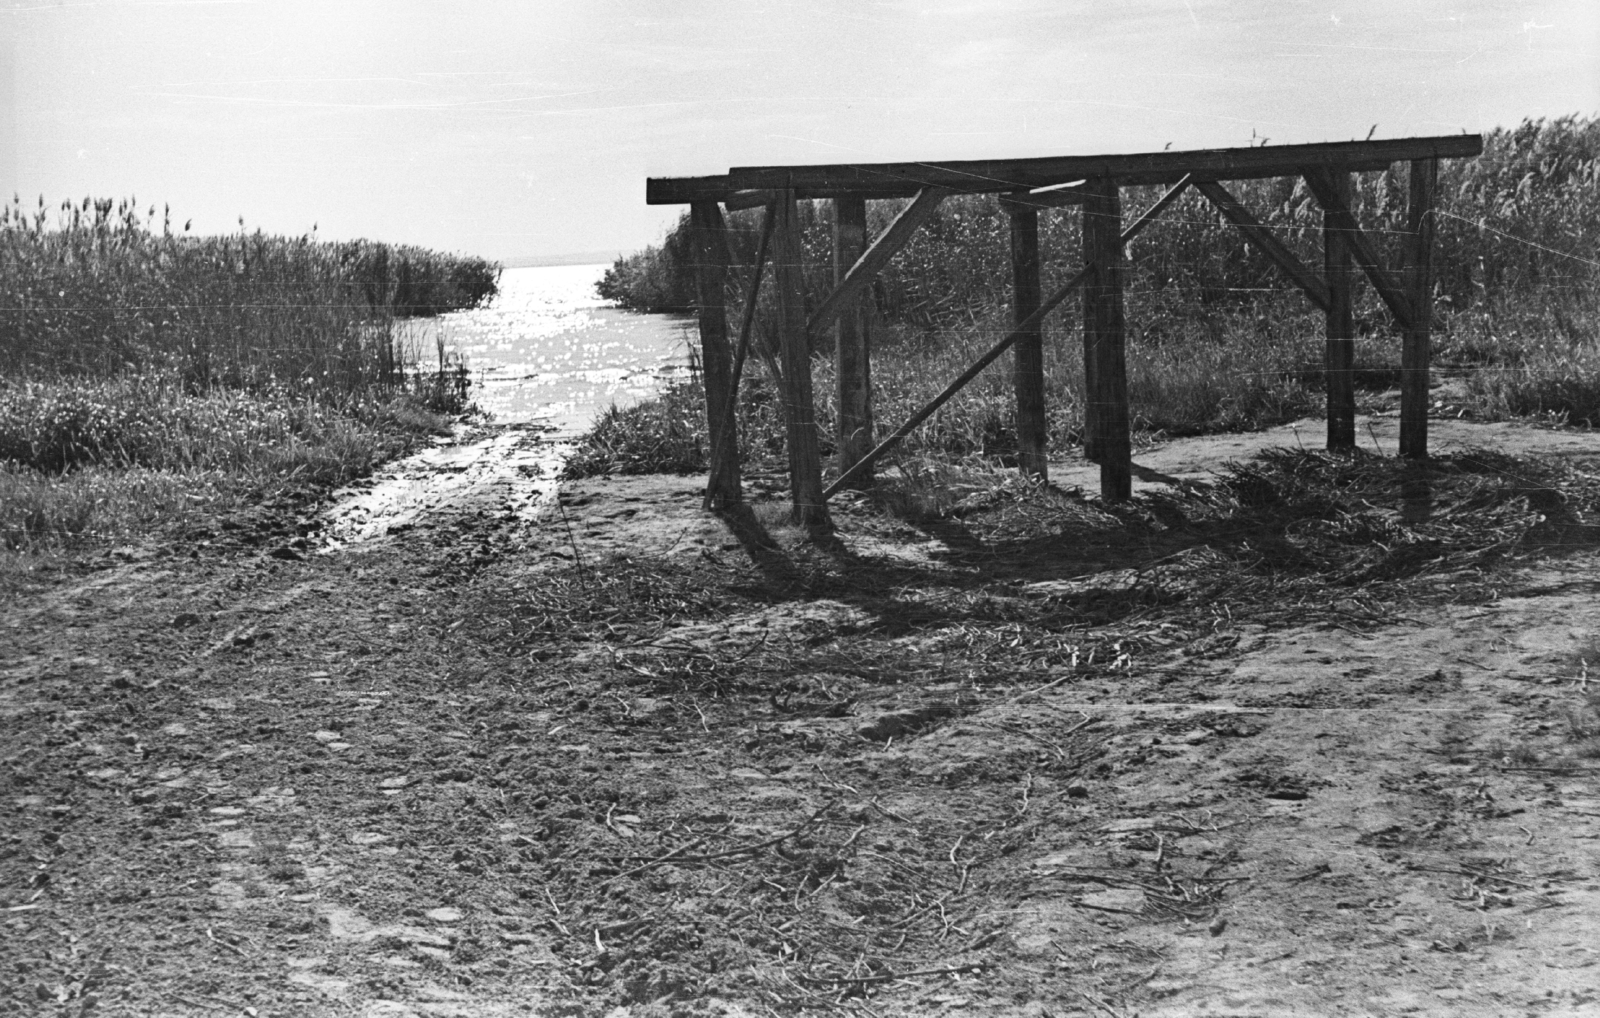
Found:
[1,416,1596,1017]
[1056,412,1599,493]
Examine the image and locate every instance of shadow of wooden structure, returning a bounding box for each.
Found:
[648,134,1483,526]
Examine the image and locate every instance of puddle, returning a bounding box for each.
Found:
[319,264,695,549]
[320,424,567,548]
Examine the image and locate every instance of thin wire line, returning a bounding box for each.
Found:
[1434,210,1600,269]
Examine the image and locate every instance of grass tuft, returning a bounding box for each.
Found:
[0,376,451,555]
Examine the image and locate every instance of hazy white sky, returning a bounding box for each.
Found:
[3,0,1596,261]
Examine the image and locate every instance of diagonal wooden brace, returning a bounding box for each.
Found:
[806,186,951,340]
[821,176,1191,500]
[1301,168,1417,332]
[1194,179,1330,312]
[729,200,776,404]
[1124,174,1193,245]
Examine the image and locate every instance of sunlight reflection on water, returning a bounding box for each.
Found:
[400,263,695,436]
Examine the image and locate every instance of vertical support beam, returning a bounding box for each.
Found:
[1081,178,1131,502]
[833,196,874,486]
[688,201,741,510]
[1008,203,1047,480]
[1320,170,1356,452]
[772,190,830,528]
[1401,157,1437,459]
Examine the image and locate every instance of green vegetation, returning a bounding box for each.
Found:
[0,196,499,563]
[581,117,1600,478]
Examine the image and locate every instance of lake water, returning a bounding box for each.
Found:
[324,264,695,545]
[407,263,696,435]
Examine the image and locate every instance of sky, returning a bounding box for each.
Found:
[1,0,1596,263]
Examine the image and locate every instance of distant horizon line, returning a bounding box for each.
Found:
[498,249,627,269]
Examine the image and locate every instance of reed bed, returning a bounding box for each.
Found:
[0,198,499,561]
[0,196,498,392]
[563,302,1389,480]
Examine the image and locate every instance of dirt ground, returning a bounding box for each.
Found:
[3,412,1599,1018]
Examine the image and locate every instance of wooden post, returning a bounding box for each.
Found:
[808,187,948,339]
[772,190,829,527]
[833,196,874,486]
[1081,178,1131,501]
[688,201,741,510]
[1321,170,1356,452]
[822,175,1198,502]
[1008,203,1047,480]
[1401,157,1437,459]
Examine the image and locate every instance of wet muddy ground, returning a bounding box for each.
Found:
[2,417,1598,1017]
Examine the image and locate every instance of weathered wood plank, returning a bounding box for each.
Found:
[689,201,741,510]
[1401,157,1438,459]
[1082,179,1131,502]
[1123,174,1193,241]
[1009,203,1046,479]
[772,190,829,527]
[833,196,875,486]
[806,187,949,340]
[1322,171,1356,452]
[999,188,1089,210]
[657,165,1401,204]
[1195,180,1330,312]
[649,175,735,205]
[725,134,1483,196]
[724,189,776,212]
[1301,169,1417,332]
[652,178,929,204]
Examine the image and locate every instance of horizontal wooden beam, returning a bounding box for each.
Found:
[1301,169,1417,331]
[647,175,736,205]
[651,179,928,206]
[806,186,950,340]
[1194,179,1330,312]
[724,134,1483,198]
[999,188,1090,210]
[724,189,775,212]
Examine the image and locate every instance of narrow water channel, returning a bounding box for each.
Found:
[321,263,696,546]
[429,263,696,435]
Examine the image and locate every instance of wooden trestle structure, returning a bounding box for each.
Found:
[647,134,1483,526]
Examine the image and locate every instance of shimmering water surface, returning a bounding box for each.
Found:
[324,264,693,546]
[408,263,695,435]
